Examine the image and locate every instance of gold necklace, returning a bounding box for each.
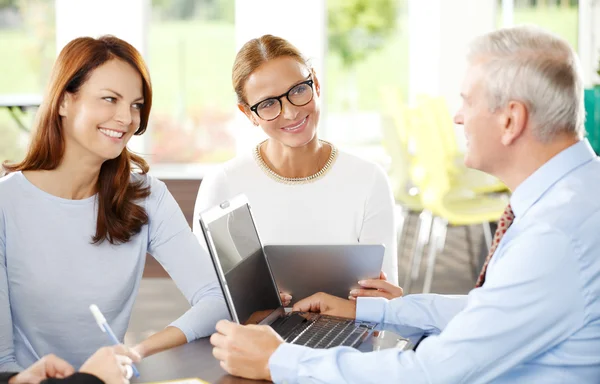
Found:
[254,139,338,185]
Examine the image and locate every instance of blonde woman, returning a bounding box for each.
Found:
[194,35,402,302]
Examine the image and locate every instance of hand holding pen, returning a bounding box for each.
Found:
[89,304,141,379]
[80,345,141,384]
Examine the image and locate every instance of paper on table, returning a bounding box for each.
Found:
[142,378,209,384]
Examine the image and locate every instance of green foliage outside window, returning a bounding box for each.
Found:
[328,0,397,70]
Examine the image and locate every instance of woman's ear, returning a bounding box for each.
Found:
[312,69,321,97]
[238,103,259,126]
[59,93,72,117]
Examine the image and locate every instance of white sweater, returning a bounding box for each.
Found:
[193,149,398,284]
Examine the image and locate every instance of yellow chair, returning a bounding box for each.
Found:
[417,95,508,195]
[380,90,431,283]
[381,88,426,196]
[381,89,507,292]
[403,103,509,293]
[380,89,423,210]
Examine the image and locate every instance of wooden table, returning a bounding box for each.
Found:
[133,337,267,384]
[132,324,425,383]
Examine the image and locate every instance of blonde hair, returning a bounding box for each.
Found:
[468,25,584,141]
[232,34,310,105]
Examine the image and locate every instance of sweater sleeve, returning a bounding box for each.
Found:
[0,208,22,372]
[146,176,229,341]
[357,164,398,284]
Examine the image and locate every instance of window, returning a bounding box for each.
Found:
[324,0,408,164]
[147,0,237,167]
[497,0,579,49]
[0,0,55,166]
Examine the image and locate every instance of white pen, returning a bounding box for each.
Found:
[89,304,140,378]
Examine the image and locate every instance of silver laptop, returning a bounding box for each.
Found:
[264,244,384,305]
[198,194,424,351]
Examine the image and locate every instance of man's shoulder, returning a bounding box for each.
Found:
[527,159,600,234]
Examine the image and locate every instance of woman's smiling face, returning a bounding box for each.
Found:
[242,56,321,148]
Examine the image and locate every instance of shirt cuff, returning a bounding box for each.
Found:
[168,296,229,342]
[168,322,195,343]
[42,373,105,384]
[356,297,387,323]
[269,343,311,384]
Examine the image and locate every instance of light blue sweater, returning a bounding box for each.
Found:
[0,171,228,371]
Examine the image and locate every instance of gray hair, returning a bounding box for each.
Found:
[468,25,584,141]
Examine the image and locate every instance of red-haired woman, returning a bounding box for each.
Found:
[0,36,227,371]
[2,345,141,384]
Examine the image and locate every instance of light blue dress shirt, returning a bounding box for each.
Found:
[0,172,228,371]
[269,140,600,383]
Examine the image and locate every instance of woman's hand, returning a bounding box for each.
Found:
[80,345,141,384]
[9,355,75,384]
[349,271,404,300]
[293,292,357,319]
[279,292,292,307]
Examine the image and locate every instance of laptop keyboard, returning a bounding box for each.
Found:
[271,313,376,349]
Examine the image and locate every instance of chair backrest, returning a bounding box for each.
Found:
[416,95,461,162]
[381,87,410,147]
[380,88,417,199]
[404,102,452,206]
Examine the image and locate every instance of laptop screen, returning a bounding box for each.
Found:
[204,203,281,324]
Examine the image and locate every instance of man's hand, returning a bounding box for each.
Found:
[293,292,357,319]
[80,345,141,384]
[349,271,404,300]
[9,355,75,384]
[210,319,283,381]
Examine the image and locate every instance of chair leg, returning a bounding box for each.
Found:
[482,222,493,253]
[403,210,433,293]
[395,204,409,273]
[465,226,478,280]
[422,217,448,294]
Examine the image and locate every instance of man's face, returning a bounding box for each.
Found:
[454,62,506,174]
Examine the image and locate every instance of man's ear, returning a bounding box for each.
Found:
[238,103,259,126]
[58,93,72,117]
[501,100,529,146]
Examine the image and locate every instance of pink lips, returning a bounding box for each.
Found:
[98,127,126,141]
[281,116,308,133]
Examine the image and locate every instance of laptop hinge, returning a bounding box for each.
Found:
[260,307,287,325]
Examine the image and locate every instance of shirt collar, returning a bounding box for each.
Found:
[510,139,597,219]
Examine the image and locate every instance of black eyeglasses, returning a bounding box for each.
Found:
[249,78,314,121]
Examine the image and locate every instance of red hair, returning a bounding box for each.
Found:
[2,35,153,245]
